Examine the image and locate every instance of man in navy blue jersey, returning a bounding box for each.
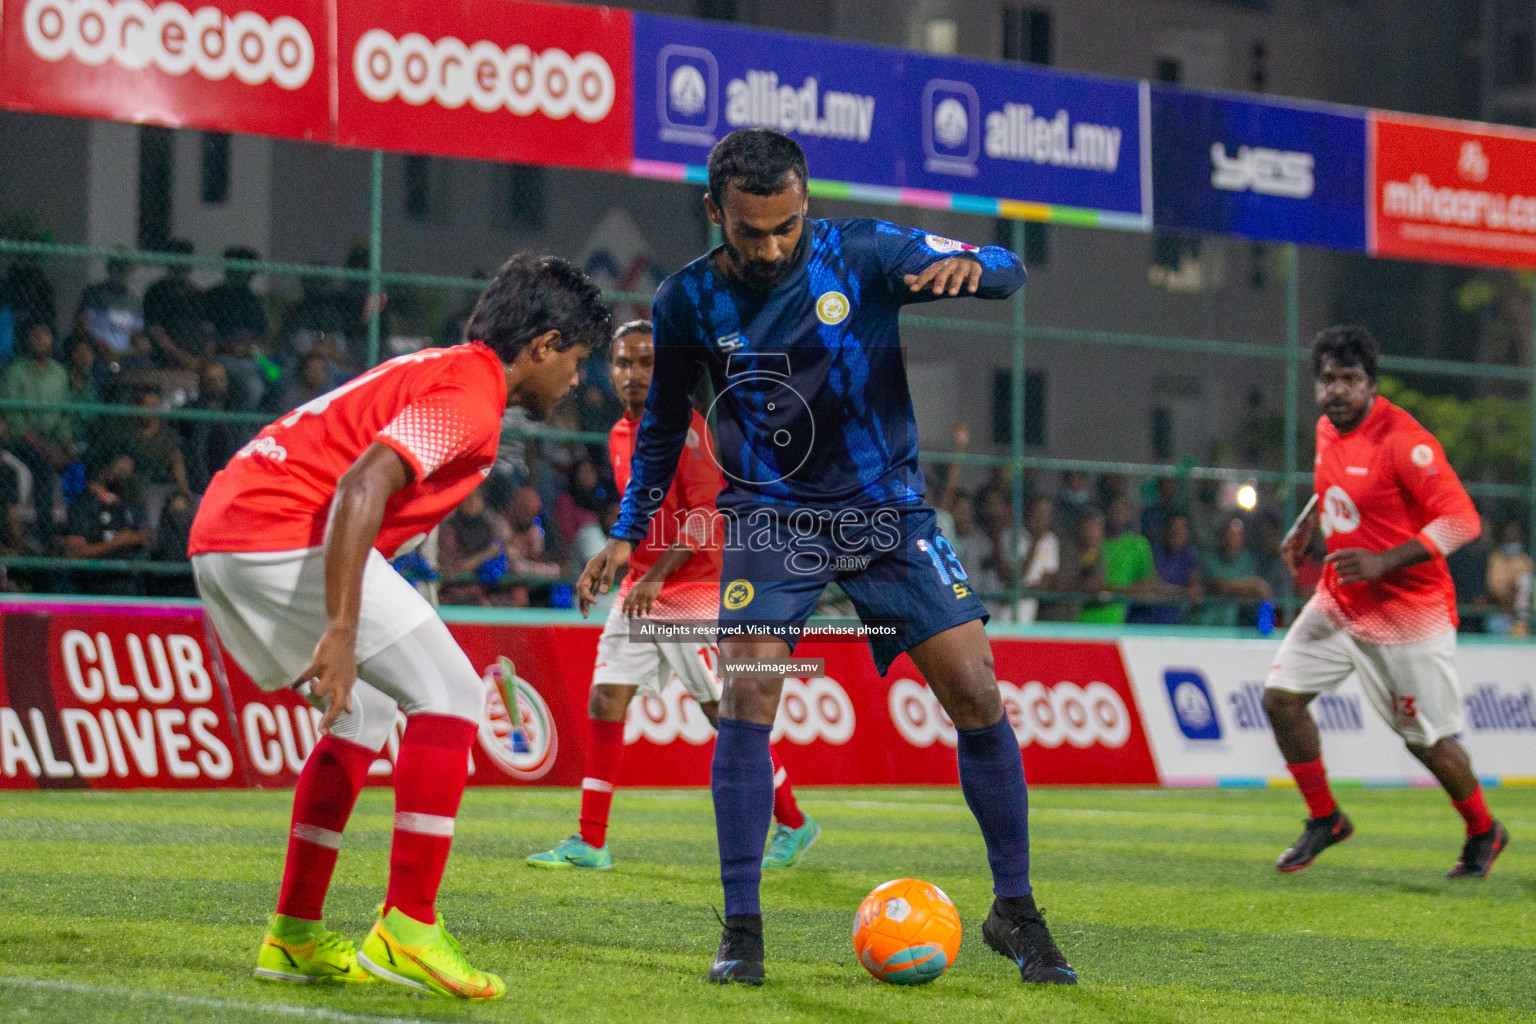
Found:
[577,128,1075,988]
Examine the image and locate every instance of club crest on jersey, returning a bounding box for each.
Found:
[1411,443,1435,467]
[1320,485,1361,537]
[724,579,755,610]
[816,291,851,325]
[923,234,978,255]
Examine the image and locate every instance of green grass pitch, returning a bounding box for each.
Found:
[0,785,1532,1023]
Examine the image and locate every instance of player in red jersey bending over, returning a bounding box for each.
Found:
[1266,325,1507,877]
[527,320,818,871]
[189,255,609,998]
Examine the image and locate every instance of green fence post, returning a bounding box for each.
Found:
[1283,243,1301,620]
[367,150,384,368]
[1529,279,1536,567]
[1010,219,1028,618]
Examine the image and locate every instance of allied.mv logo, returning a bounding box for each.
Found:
[816,291,850,325]
[922,79,981,176]
[657,44,718,145]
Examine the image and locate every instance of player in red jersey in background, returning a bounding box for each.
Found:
[1265,326,1507,877]
[527,320,818,871]
[190,254,610,998]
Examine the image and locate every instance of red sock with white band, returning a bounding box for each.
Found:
[277,734,373,921]
[1451,785,1493,837]
[770,746,805,829]
[385,714,477,924]
[579,719,625,849]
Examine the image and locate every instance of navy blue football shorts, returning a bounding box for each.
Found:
[715,503,989,675]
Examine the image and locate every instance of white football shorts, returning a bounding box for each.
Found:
[591,598,721,704]
[1266,597,1466,746]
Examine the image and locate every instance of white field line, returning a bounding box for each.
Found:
[0,976,443,1024]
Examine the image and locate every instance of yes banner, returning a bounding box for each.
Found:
[1370,112,1536,269]
[0,0,331,140]
[335,0,633,170]
[1152,87,1367,251]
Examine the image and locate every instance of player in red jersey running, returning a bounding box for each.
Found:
[527,320,818,871]
[1265,326,1507,877]
[190,254,610,997]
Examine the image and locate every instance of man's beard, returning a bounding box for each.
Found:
[722,236,800,291]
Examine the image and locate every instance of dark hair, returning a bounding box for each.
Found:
[465,253,611,364]
[19,316,50,340]
[707,129,807,207]
[613,319,652,343]
[1312,325,1379,381]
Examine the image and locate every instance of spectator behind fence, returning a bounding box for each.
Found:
[278,266,359,381]
[62,452,150,595]
[1486,521,1534,636]
[2,319,76,552]
[1055,505,1109,622]
[89,386,189,508]
[1199,515,1271,627]
[148,489,198,598]
[65,332,103,430]
[1056,470,1093,534]
[1012,495,1062,624]
[0,255,56,349]
[181,361,255,493]
[1254,512,1293,619]
[437,487,509,607]
[77,255,143,356]
[503,485,564,606]
[142,239,205,356]
[264,350,331,414]
[1447,514,1494,633]
[1146,513,1202,625]
[204,246,271,410]
[1078,495,1155,624]
[1140,475,1183,540]
[552,458,609,548]
[574,500,620,570]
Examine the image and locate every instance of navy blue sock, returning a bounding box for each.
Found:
[957,715,1032,898]
[711,717,774,917]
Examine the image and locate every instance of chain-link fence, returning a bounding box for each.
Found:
[0,114,1532,633]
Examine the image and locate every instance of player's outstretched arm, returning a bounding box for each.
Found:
[297,441,411,732]
[876,221,1025,304]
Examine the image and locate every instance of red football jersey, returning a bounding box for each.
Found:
[190,344,507,559]
[1312,396,1480,644]
[609,408,723,619]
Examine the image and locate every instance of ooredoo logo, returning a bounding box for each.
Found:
[24,0,315,90]
[772,676,856,745]
[889,678,1131,749]
[478,660,558,779]
[353,29,615,122]
[625,680,716,746]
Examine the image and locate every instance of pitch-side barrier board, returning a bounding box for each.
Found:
[0,598,1531,791]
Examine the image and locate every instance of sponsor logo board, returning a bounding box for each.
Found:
[1151,86,1367,251]
[1,0,330,139]
[335,0,632,170]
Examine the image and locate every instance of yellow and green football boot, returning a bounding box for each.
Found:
[254,914,374,984]
[357,906,505,999]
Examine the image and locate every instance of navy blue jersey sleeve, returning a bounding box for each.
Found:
[611,287,703,543]
[871,221,1024,305]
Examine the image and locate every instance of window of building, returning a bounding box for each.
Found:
[404,155,431,221]
[1002,6,1052,65]
[498,164,547,231]
[992,370,1047,447]
[200,132,230,204]
[138,126,173,251]
[1152,406,1174,460]
[696,0,738,21]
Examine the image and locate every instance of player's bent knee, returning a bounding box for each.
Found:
[589,683,635,722]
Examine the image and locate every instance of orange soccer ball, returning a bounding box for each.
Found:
[851,878,962,985]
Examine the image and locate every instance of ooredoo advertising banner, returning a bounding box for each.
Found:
[1152,87,1367,251]
[1119,636,1536,785]
[0,0,331,140]
[1370,112,1536,269]
[334,0,633,170]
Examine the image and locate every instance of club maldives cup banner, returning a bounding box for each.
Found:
[0,0,330,140]
[334,0,632,170]
[0,601,1159,790]
[1152,87,1367,251]
[1371,112,1536,269]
